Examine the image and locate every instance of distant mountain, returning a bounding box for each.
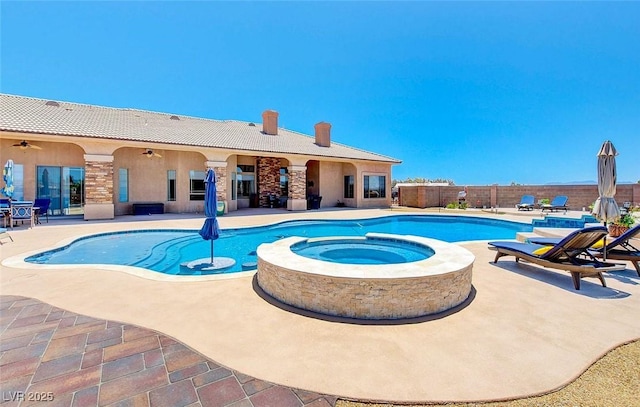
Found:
[545,180,597,185]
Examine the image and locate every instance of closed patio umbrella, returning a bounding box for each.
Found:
[180,169,234,273]
[592,140,620,225]
[592,141,620,260]
[199,168,221,264]
[2,159,14,198]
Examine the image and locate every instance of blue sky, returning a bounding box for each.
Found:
[2,1,638,185]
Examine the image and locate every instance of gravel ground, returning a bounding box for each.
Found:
[338,340,640,407]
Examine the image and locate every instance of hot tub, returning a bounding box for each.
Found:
[256,233,474,320]
[290,236,435,265]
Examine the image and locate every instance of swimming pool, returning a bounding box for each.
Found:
[25,215,531,275]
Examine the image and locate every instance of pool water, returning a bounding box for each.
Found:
[290,238,435,265]
[26,215,531,275]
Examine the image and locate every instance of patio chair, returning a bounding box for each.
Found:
[488,226,626,290]
[528,224,640,277]
[541,195,569,213]
[0,227,13,244]
[34,198,51,223]
[10,202,35,229]
[516,195,535,211]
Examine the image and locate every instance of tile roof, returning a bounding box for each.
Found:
[0,94,400,163]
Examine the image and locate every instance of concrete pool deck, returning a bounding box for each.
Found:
[1,208,639,404]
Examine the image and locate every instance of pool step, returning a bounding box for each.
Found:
[516,227,583,243]
[516,232,539,243]
[130,235,198,272]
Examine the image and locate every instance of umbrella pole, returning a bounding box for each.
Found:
[210,239,214,265]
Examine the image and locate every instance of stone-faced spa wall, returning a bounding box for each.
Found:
[257,236,475,320]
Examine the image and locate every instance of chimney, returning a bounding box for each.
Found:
[262,110,278,135]
[314,122,331,147]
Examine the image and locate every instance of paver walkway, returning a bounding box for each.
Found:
[0,295,336,407]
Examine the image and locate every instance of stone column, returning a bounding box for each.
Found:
[288,165,307,211]
[84,154,114,220]
[206,161,228,213]
[257,157,281,207]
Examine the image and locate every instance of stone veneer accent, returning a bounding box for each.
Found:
[213,166,227,202]
[258,157,282,207]
[85,160,114,204]
[288,166,307,200]
[257,234,474,319]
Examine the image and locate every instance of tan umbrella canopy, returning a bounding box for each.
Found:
[592,140,620,224]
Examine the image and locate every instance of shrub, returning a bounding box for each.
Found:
[446,202,467,210]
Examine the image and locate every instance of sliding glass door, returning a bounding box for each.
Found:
[37,166,85,216]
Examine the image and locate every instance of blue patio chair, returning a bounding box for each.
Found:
[34,198,51,223]
[516,195,535,211]
[541,195,569,213]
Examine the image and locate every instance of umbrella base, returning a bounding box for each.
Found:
[180,257,236,273]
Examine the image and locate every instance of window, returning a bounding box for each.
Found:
[11,164,24,201]
[189,170,205,201]
[280,167,289,196]
[118,168,128,203]
[364,175,386,199]
[236,167,255,198]
[344,175,354,199]
[238,165,255,173]
[167,170,176,201]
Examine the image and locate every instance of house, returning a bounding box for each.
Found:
[0,94,401,220]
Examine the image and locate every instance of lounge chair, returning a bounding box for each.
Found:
[529,224,640,277]
[0,227,13,244]
[516,195,535,211]
[488,226,626,290]
[541,195,569,213]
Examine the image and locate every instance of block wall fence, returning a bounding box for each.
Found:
[398,184,640,210]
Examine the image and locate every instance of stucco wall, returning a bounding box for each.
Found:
[113,148,208,215]
[318,161,344,208]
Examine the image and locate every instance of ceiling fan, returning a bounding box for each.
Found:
[13,140,43,150]
[142,149,162,158]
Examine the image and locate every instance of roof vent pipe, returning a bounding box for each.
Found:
[314,122,331,147]
[262,110,279,135]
